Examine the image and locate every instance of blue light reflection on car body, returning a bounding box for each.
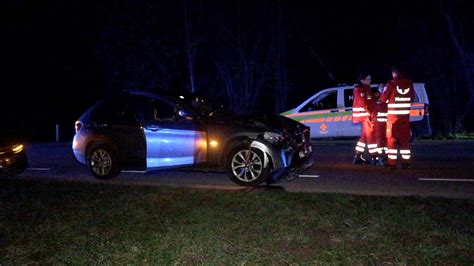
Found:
[144,128,207,169]
[280,149,288,167]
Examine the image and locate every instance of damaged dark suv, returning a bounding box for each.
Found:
[72,91,312,186]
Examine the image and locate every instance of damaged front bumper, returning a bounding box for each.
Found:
[250,136,313,184]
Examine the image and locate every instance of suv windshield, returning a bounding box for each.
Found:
[177,94,231,117]
[129,95,200,122]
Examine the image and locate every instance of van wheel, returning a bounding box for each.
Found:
[87,144,120,180]
[226,143,270,186]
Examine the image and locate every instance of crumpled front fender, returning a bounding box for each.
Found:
[250,138,292,170]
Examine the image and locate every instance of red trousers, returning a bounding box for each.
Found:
[374,121,387,155]
[355,120,377,155]
[386,117,411,166]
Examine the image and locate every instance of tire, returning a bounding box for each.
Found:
[87,144,120,180]
[226,143,270,186]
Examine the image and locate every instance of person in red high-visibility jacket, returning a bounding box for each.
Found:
[352,73,377,164]
[373,84,388,166]
[379,67,415,169]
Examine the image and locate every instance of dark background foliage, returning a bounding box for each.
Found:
[2,0,473,140]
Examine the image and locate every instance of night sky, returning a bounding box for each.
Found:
[2,0,473,140]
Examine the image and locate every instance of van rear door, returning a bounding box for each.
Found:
[410,83,427,122]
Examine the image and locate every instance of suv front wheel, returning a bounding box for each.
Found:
[226,144,270,186]
[87,144,120,180]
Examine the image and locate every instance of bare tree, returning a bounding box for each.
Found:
[408,37,468,135]
[99,4,181,93]
[183,0,202,93]
[274,0,288,113]
[214,24,273,114]
[101,28,180,92]
[441,2,474,122]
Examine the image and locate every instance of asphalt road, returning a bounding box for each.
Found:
[15,140,474,199]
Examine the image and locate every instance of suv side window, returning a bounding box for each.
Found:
[145,99,176,122]
[300,90,338,112]
[344,89,353,107]
[91,100,136,125]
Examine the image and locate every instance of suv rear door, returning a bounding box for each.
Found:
[88,99,145,169]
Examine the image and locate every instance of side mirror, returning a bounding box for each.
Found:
[178,109,193,120]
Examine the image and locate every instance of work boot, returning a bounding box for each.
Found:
[377,156,386,166]
[352,153,366,164]
[402,163,411,169]
[372,156,384,166]
[371,156,378,166]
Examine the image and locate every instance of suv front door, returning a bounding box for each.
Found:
[138,97,207,169]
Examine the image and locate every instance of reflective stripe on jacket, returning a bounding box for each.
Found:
[352,84,375,123]
[380,79,415,119]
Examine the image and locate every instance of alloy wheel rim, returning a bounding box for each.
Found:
[231,150,263,182]
[90,149,112,176]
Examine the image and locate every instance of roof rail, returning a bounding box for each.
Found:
[122,90,163,99]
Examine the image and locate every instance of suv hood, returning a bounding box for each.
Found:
[202,113,307,136]
[0,136,21,150]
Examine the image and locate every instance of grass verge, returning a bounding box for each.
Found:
[0,179,473,264]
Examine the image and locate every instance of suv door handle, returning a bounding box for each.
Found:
[145,126,161,132]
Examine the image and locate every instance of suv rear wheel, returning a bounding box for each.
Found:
[87,144,120,180]
[226,143,270,186]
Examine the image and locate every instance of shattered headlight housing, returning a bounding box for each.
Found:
[263,132,285,144]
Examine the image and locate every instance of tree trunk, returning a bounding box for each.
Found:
[275,0,288,113]
[183,0,197,93]
[442,10,474,122]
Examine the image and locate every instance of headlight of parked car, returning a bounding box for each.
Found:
[12,144,24,153]
[263,132,285,144]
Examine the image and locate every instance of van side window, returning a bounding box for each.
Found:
[344,89,353,107]
[300,91,337,112]
[413,86,420,102]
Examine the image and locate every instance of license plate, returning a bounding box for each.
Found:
[299,144,312,158]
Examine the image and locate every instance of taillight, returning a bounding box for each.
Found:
[75,121,83,133]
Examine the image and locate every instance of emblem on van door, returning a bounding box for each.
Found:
[396,86,410,95]
[319,123,328,134]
